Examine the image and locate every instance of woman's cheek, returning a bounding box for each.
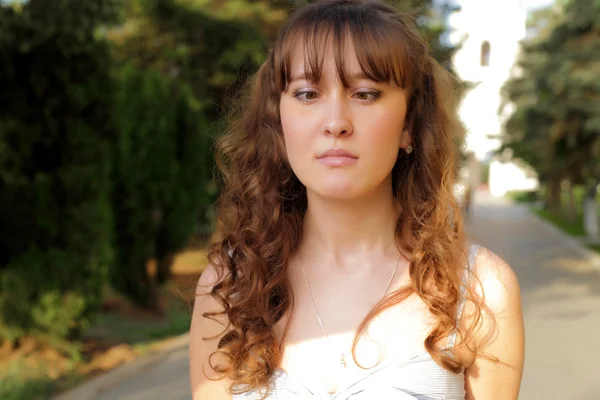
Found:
[282,128,310,175]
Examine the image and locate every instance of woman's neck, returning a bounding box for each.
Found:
[299,183,401,267]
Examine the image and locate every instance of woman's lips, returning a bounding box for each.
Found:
[317,155,358,166]
[317,148,358,166]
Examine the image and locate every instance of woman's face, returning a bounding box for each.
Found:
[279,39,411,201]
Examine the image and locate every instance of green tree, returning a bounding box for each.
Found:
[0,0,116,342]
[501,0,600,215]
[110,65,211,308]
[107,0,284,120]
[100,0,284,307]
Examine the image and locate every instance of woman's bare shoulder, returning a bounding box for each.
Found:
[196,261,224,295]
[464,245,524,399]
[470,246,521,312]
[189,262,233,400]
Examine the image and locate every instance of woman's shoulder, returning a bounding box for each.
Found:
[189,262,233,400]
[461,248,524,395]
[460,245,524,389]
[463,244,524,363]
[196,261,224,295]
[469,245,521,313]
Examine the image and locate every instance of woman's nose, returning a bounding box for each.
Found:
[322,97,353,138]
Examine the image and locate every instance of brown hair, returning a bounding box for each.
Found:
[203,0,478,397]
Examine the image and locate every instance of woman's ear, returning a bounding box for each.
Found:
[400,129,412,150]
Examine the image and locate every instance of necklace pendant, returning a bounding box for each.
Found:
[340,354,346,368]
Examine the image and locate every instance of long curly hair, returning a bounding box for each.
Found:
[203,0,478,397]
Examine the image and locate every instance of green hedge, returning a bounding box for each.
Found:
[110,65,212,308]
[0,0,115,341]
[0,0,258,343]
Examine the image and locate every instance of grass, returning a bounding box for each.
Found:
[506,190,538,204]
[0,356,83,400]
[0,364,55,400]
[0,306,191,400]
[533,208,587,237]
[145,307,192,341]
[589,244,600,253]
[85,303,191,348]
[532,206,600,255]
[506,187,600,254]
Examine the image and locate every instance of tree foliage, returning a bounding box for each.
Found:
[0,0,116,341]
[106,0,287,120]
[109,66,211,308]
[501,0,600,207]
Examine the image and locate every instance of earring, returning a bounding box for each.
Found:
[405,145,413,154]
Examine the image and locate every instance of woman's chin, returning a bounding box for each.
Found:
[310,181,363,201]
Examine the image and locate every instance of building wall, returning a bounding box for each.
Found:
[448,0,538,196]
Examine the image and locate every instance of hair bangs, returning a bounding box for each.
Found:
[274,1,413,92]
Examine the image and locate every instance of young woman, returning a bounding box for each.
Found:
[190,1,525,399]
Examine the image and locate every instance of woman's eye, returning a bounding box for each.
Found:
[293,90,381,103]
[354,91,381,102]
[294,91,319,102]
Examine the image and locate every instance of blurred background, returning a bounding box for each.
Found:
[0,0,598,399]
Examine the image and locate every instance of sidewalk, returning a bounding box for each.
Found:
[93,346,190,400]
[54,334,192,400]
[59,192,600,399]
[467,192,600,400]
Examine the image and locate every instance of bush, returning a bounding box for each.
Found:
[110,66,213,308]
[0,0,116,341]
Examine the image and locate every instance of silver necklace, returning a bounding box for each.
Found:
[300,255,400,369]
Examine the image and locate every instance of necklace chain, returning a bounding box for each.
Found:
[300,255,400,368]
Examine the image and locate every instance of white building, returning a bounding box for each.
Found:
[447,0,540,197]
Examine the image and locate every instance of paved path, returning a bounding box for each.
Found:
[86,192,600,399]
[466,193,600,400]
[94,346,191,400]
